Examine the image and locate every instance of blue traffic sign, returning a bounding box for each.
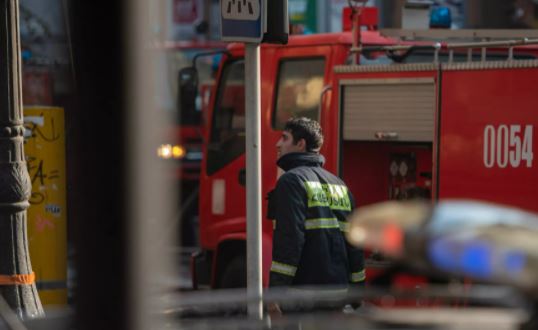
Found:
[220,0,264,43]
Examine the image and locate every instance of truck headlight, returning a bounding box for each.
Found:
[157,144,186,159]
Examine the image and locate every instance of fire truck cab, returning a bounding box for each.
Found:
[191,9,538,289]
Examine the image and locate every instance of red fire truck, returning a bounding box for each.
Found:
[190,8,538,289]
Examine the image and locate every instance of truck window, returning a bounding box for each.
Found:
[272,58,325,130]
[207,60,245,175]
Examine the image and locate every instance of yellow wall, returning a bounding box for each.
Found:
[24,106,67,306]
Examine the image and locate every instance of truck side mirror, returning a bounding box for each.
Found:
[177,66,199,122]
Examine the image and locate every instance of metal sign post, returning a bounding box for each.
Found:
[244,42,262,320]
[221,0,287,320]
[221,0,264,320]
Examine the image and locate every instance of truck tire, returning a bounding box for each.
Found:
[218,255,246,288]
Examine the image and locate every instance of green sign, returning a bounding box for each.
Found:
[288,0,317,33]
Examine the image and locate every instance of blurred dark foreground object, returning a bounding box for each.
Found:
[346,199,538,330]
[347,199,538,296]
[156,284,534,330]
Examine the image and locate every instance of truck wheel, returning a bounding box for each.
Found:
[218,255,246,288]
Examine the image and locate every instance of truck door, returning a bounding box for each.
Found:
[199,58,247,248]
[263,45,334,211]
[259,45,334,285]
[438,62,538,212]
[199,47,278,251]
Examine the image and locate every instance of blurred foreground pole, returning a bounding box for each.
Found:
[127,0,175,329]
[71,0,172,328]
[70,1,130,329]
[0,0,44,319]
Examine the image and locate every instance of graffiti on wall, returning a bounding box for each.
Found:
[23,107,68,305]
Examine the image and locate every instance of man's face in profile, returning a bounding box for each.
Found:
[276,130,305,158]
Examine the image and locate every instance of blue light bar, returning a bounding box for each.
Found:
[460,241,492,279]
[428,236,527,281]
[429,237,458,272]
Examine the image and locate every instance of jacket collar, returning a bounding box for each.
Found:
[277,152,325,172]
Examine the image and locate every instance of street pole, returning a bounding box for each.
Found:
[0,0,44,319]
[245,42,263,320]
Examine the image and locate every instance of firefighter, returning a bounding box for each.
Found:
[267,117,365,316]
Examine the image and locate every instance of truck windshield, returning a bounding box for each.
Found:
[272,58,325,130]
[207,60,245,175]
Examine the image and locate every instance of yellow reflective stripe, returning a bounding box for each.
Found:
[304,181,352,211]
[304,218,339,230]
[271,261,297,277]
[350,270,366,283]
[272,220,276,230]
[338,221,349,233]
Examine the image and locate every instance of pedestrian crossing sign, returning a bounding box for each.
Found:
[221,0,264,42]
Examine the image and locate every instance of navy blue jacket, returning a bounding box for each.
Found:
[268,152,365,288]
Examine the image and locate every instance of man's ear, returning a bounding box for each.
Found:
[296,138,307,152]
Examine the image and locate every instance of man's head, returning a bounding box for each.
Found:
[276,117,324,158]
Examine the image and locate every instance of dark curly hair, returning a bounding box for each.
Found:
[284,117,324,152]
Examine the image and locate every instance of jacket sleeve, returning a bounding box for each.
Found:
[269,174,306,287]
[345,192,366,286]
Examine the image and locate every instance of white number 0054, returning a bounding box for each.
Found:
[483,125,533,168]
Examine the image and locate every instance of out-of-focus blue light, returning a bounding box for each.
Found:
[504,251,526,277]
[460,241,492,279]
[429,238,495,279]
[21,49,32,61]
[429,237,459,271]
[430,6,451,29]
[430,236,528,281]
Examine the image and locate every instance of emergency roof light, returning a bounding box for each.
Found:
[430,6,452,29]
